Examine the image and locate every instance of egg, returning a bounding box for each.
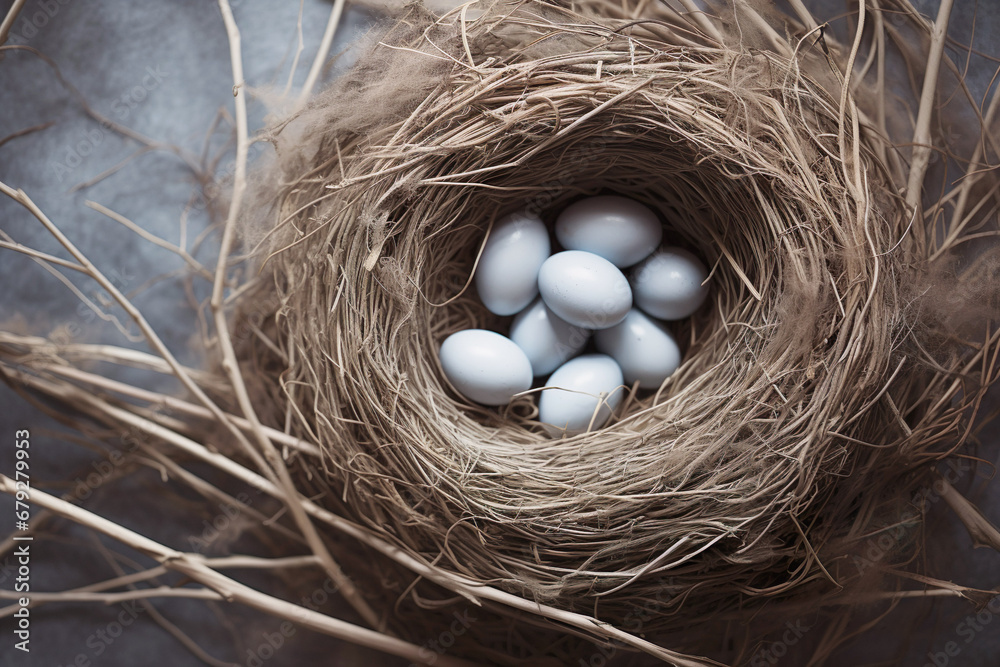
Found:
[555,195,663,267]
[631,246,709,320]
[538,250,632,329]
[439,329,533,406]
[539,354,624,435]
[594,309,681,387]
[474,212,551,316]
[509,297,590,376]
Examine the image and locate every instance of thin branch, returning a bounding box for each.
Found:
[0,235,87,274]
[0,587,223,604]
[0,121,56,149]
[214,0,382,631]
[294,0,346,112]
[0,183,278,487]
[0,0,27,49]
[0,475,478,667]
[283,0,307,98]
[85,200,214,280]
[903,0,955,256]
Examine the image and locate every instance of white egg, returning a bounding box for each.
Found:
[555,195,662,267]
[594,309,681,387]
[439,329,533,406]
[538,251,632,330]
[631,246,709,320]
[475,212,551,316]
[539,354,624,435]
[509,297,590,376]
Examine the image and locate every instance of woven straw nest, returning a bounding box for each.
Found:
[237,0,999,662]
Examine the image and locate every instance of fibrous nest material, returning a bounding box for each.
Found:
[240,0,1000,662]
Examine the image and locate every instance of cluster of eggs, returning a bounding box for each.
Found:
[439,195,709,435]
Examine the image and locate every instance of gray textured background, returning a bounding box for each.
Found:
[0,1,998,665]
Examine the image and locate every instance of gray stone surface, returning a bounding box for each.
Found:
[0,1,404,665]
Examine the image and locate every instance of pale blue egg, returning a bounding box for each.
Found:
[555,195,662,267]
[439,330,533,406]
[631,247,709,320]
[538,251,632,329]
[594,308,680,387]
[475,212,550,316]
[509,297,590,376]
[539,354,624,435]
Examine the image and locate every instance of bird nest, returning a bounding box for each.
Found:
[239,0,1000,662]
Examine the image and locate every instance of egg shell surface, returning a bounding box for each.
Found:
[439,329,533,406]
[631,246,709,320]
[555,195,662,267]
[539,354,624,435]
[509,297,590,376]
[538,250,632,329]
[594,308,681,387]
[475,212,551,316]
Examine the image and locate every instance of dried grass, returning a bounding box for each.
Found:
[2,0,999,665]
